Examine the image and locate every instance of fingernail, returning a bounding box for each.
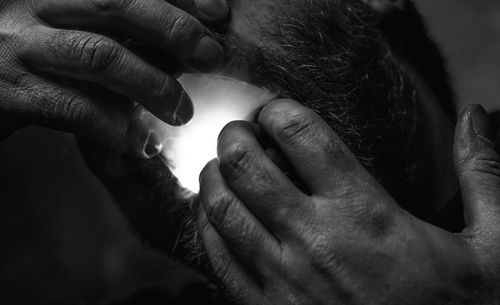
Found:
[194,0,229,20]
[193,36,224,71]
[143,130,163,158]
[172,91,194,126]
[470,104,495,143]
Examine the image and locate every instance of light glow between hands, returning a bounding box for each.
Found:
[150,74,278,194]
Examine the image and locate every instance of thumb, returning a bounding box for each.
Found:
[454,104,500,230]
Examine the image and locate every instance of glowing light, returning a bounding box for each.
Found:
[151,74,277,194]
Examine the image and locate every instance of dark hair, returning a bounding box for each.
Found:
[212,0,456,218]
[375,0,456,119]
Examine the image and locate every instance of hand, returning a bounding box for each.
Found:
[198,100,500,304]
[0,0,228,158]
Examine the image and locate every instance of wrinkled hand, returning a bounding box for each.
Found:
[0,0,227,158]
[198,100,500,304]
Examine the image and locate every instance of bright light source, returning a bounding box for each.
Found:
[150,74,277,194]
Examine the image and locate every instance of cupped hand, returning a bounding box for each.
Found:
[0,0,228,158]
[198,100,500,304]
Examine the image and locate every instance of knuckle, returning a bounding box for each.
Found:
[219,143,256,177]
[81,37,122,73]
[323,137,351,162]
[163,11,197,46]
[48,30,75,58]
[50,31,123,73]
[206,191,238,228]
[237,220,258,244]
[350,199,395,238]
[0,28,16,52]
[3,71,31,96]
[331,182,395,238]
[91,0,136,14]
[321,137,360,174]
[55,92,94,123]
[275,111,316,143]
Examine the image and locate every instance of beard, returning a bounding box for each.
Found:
[216,0,421,205]
[181,0,422,267]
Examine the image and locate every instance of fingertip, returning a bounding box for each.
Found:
[264,98,302,111]
[455,105,500,229]
[132,129,164,160]
[172,91,194,126]
[155,89,194,126]
[470,104,495,144]
[143,130,164,159]
[454,104,499,175]
[455,104,495,155]
[458,104,477,122]
[199,158,219,185]
[191,35,225,72]
[126,107,165,160]
[216,121,252,156]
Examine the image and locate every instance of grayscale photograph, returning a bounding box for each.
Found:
[0,0,499,304]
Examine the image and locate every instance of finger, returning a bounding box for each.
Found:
[454,104,500,229]
[258,99,365,196]
[35,0,224,71]
[22,27,193,125]
[199,159,280,272]
[197,204,262,302]
[217,121,311,234]
[168,0,229,23]
[16,73,161,159]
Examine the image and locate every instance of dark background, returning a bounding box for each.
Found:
[1,1,499,304]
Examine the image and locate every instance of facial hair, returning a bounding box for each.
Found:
[183,0,421,265]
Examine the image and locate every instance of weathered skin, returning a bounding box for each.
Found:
[198,100,500,305]
[0,0,229,157]
[82,0,454,273]
[2,0,495,304]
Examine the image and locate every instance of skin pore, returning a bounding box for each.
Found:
[81,0,458,278]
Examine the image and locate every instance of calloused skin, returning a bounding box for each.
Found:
[1,0,499,303]
[0,0,228,158]
[198,99,500,304]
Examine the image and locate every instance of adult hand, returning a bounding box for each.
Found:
[0,0,228,158]
[198,100,500,304]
